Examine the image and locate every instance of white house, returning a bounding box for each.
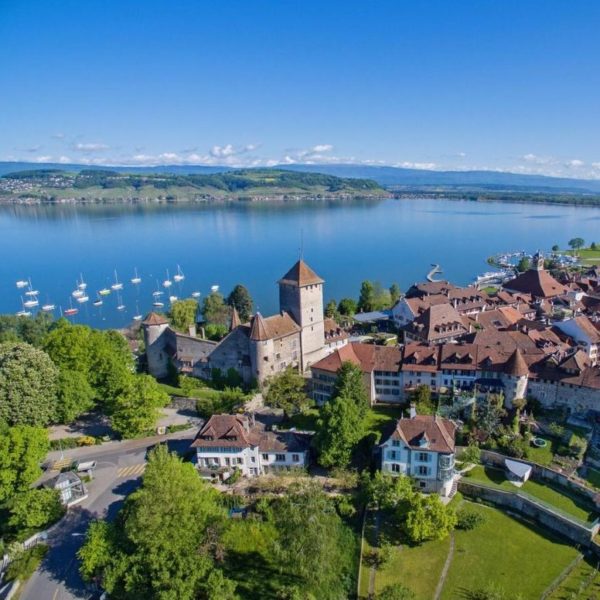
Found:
[380,409,457,497]
[554,315,600,366]
[191,414,312,478]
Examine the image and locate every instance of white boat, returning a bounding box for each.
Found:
[153,301,165,308]
[116,292,125,311]
[111,270,123,291]
[133,302,142,321]
[41,303,55,312]
[77,274,87,290]
[117,304,126,311]
[131,268,142,285]
[99,288,111,296]
[93,298,103,307]
[76,295,89,304]
[163,270,173,288]
[16,310,31,317]
[25,280,39,297]
[191,291,201,298]
[153,290,164,297]
[23,297,39,308]
[169,295,178,303]
[173,265,185,282]
[16,280,28,289]
[210,285,219,293]
[133,314,143,321]
[64,306,78,316]
[72,289,84,298]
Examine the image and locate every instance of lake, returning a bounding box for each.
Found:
[1,197,599,329]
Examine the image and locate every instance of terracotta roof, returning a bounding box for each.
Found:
[504,268,567,299]
[278,260,324,287]
[249,311,300,341]
[257,430,312,453]
[323,318,349,343]
[390,415,456,454]
[560,350,590,373]
[311,342,401,374]
[572,316,600,344]
[230,307,241,330]
[406,280,458,298]
[404,303,468,342]
[504,349,529,377]
[191,414,259,448]
[142,312,169,326]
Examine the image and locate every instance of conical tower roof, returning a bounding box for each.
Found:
[230,307,241,331]
[249,312,269,341]
[505,348,529,377]
[278,259,324,287]
[142,312,168,326]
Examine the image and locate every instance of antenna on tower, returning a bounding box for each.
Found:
[299,229,304,260]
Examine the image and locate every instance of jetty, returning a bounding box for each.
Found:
[426,263,443,282]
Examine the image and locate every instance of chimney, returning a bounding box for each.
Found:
[188,324,197,337]
[409,403,417,419]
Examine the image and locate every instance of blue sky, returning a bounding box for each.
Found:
[1,0,600,178]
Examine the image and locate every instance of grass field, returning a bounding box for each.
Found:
[549,556,600,599]
[564,247,600,265]
[584,467,600,490]
[441,502,580,599]
[467,465,597,523]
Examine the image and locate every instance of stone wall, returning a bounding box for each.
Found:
[458,480,599,547]
[477,448,600,508]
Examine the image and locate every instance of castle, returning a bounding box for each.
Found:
[143,259,344,384]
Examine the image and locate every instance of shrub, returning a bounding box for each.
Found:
[76,435,96,447]
[334,496,356,518]
[9,489,65,530]
[458,445,481,465]
[456,507,486,530]
[6,544,49,582]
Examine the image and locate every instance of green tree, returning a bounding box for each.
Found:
[389,283,402,305]
[410,385,434,415]
[361,471,413,509]
[227,284,253,323]
[337,298,357,316]
[55,369,95,424]
[264,367,310,416]
[0,342,59,426]
[377,584,416,600]
[324,299,338,319]
[358,280,376,312]
[9,488,64,530]
[0,312,53,347]
[315,394,364,468]
[402,493,457,544]
[202,291,230,327]
[270,483,355,599]
[458,444,481,466]
[333,362,369,419]
[591,242,598,251]
[0,424,49,502]
[568,237,585,253]
[516,257,530,273]
[110,375,169,438]
[551,244,560,252]
[78,446,234,599]
[168,299,198,332]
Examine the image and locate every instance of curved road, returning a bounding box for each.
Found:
[19,429,197,600]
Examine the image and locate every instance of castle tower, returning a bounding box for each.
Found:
[278,259,326,370]
[502,348,529,408]
[142,312,170,379]
[248,312,273,382]
[533,251,544,271]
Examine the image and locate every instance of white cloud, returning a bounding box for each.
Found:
[396,161,437,170]
[33,155,53,163]
[74,142,110,153]
[311,144,333,153]
[57,156,72,164]
[566,159,584,168]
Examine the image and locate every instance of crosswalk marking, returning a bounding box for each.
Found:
[117,464,146,478]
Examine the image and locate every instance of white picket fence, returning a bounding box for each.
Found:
[0,530,48,581]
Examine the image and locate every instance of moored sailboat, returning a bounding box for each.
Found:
[131,267,142,285]
[111,270,123,291]
[173,265,185,282]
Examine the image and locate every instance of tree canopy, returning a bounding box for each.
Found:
[263,367,310,416]
[168,299,198,332]
[78,446,235,599]
[202,291,230,327]
[227,284,253,323]
[0,342,59,426]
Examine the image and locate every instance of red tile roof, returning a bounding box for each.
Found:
[504,268,567,299]
[142,312,169,326]
[391,415,456,454]
[249,312,300,341]
[279,260,324,287]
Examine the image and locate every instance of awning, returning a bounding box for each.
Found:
[505,458,532,480]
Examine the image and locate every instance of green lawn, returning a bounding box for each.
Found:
[549,556,600,599]
[584,467,600,490]
[563,248,600,265]
[365,404,404,437]
[358,510,450,600]
[467,465,597,523]
[526,437,556,466]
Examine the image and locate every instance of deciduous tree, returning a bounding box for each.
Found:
[227,284,253,323]
[264,367,310,416]
[337,298,357,316]
[202,291,230,327]
[55,369,95,424]
[402,493,457,543]
[9,488,64,530]
[168,299,199,332]
[0,342,59,426]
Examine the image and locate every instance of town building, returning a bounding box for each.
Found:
[554,315,600,366]
[503,252,567,299]
[380,409,457,496]
[191,413,312,478]
[143,259,333,384]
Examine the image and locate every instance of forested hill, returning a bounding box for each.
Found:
[0,168,386,203]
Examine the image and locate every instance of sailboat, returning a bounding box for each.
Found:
[64,299,78,316]
[23,292,39,308]
[153,280,164,296]
[131,268,142,285]
[25,279,39,297]
[210,285,219,293]
[163,270,173,288]
[169,295,178,303]
[153,300,165,308]
[77,274,87,290]
[41,297,56,312]
[92,295,103,307]
[133,302,142,321]
[99,287,111,296]
[191,291,201,298]
[173,265,185,282]
[116,291,125,311]
[111,270,123,291]
[72,283,85,298]
[76,294,89,304]
[16,279,28,289]
[16,298,32,317]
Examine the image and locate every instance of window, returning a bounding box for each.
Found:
[262,453,269,461]
[237,458,243,465]
[419,481,426,488]
[275,454,285,462]
[389,451,397,460]
[418,452,429,462]
[292,454,300,462]
[251,456,256,463]
[391,464,400,473]
[417,466,428,476]
[392,440,400,447]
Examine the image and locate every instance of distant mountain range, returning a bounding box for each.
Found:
[1,161,600,194]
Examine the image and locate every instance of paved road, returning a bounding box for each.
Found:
[20,430,197,600]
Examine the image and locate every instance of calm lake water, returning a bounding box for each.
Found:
[1,197,599,328]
